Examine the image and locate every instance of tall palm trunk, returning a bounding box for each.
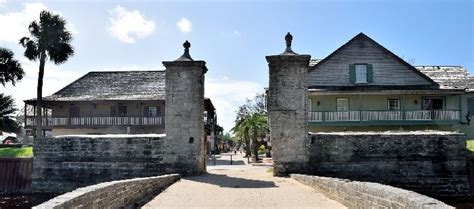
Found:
[245,137,251,157]
[252,130,259,162]
[35,52,45,139]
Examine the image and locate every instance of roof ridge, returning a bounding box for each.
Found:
[414,65,464,68]
[310,32,439,87]
[88,70,166,73]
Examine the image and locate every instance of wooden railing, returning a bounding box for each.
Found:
[309,110,460,122]
[26,116,162,126]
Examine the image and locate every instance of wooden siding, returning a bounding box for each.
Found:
[308,36,433,87]
[0,158,32,193]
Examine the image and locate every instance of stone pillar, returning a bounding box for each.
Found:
[266,33,311,176]
[163,41,207,174]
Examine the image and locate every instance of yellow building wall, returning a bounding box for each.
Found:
[308,93,473,138]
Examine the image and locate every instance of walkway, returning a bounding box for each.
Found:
[142,154,346,209]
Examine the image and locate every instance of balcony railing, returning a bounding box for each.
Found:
[309,110,460,123]
[26,116,162,127]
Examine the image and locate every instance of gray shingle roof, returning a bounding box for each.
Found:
[416,66,474,91]
[28,71,166,102]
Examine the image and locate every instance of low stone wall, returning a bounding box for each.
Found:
[291,174,454,209]
[305,131,470,199]
[33,174,180,209]
[32,135,203,193]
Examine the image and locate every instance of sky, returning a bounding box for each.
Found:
[1,0,473,133]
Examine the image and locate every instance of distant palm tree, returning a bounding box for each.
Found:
[232,113,268,162]
[0,94,21,133]
[232,119,251,157]
[19,10,74,138]
[0,47,24,86]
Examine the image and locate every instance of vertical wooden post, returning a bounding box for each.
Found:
[24,105,27,127]
[402,94,405,120]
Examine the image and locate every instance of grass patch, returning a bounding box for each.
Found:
[0,147,33,158]
[467,140,474,153]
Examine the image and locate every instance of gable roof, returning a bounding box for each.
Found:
[310,33,439,87]
[416,66,474,91]
[26,71,166,102]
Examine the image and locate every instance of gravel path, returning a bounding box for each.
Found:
[142,154,346,209]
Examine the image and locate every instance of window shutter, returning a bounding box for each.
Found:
[367,64,373,83]
[110,106,117,117]
[349,64,355,83]
[468,98,474,115]
[143,106,148,117]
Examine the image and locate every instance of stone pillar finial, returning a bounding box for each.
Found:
[183,40,191,52]
[176,40,193,61]
[285,32,292,47]
[282,32,297,55]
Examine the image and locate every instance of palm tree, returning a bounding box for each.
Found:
[19,10,74,138]
[247,113,268,162]
[232,118,252,157]
[0,47,24,86]
[0,94,21,133]
[232,113,268,162]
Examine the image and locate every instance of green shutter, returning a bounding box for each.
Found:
[349,64,355,83]
[367,64,373,83]
[468,98,474,115]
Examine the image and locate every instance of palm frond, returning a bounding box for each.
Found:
[0,47,24,86]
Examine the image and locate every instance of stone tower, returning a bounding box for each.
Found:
[266,33,311,176]
[163,41,207,174]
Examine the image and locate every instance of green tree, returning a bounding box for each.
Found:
[0,47,24,133]
[232,113,268,162]
[0,94,21,133]
[0,47,24,86]
[231,93,268,162]
[19,10,74,138]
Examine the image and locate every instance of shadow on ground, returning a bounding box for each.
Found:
[186,173,277,188]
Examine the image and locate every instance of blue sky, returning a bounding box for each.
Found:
[1,0,473,132]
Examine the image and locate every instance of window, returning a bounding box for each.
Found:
[148,107,158,117]
[111,105,127,116]
[336,98,349,111]
[387,99,400,111]
[308,98,312,111]
[422,98,444,110]
[350,64,373,84]
[69,106,80,117]
[355,64,367,83]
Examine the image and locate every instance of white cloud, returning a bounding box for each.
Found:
[0,3,47,43]
[0,3,79,43]
[107,5,155,43]
[176,17,192,33]
[205,77,264,132]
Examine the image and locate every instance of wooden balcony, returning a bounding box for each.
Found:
[25,116,163,127]
[309,110,460,125]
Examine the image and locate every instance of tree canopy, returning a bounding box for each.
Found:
[0,47,24,86]
[0,94,21,133]
[19,10,74,138]
[232,93,268,161]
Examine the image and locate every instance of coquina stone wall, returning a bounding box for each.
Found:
[34,174,180,209]
[306,132,470,199]
[32,135,193,193]
[291,174,454,209]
